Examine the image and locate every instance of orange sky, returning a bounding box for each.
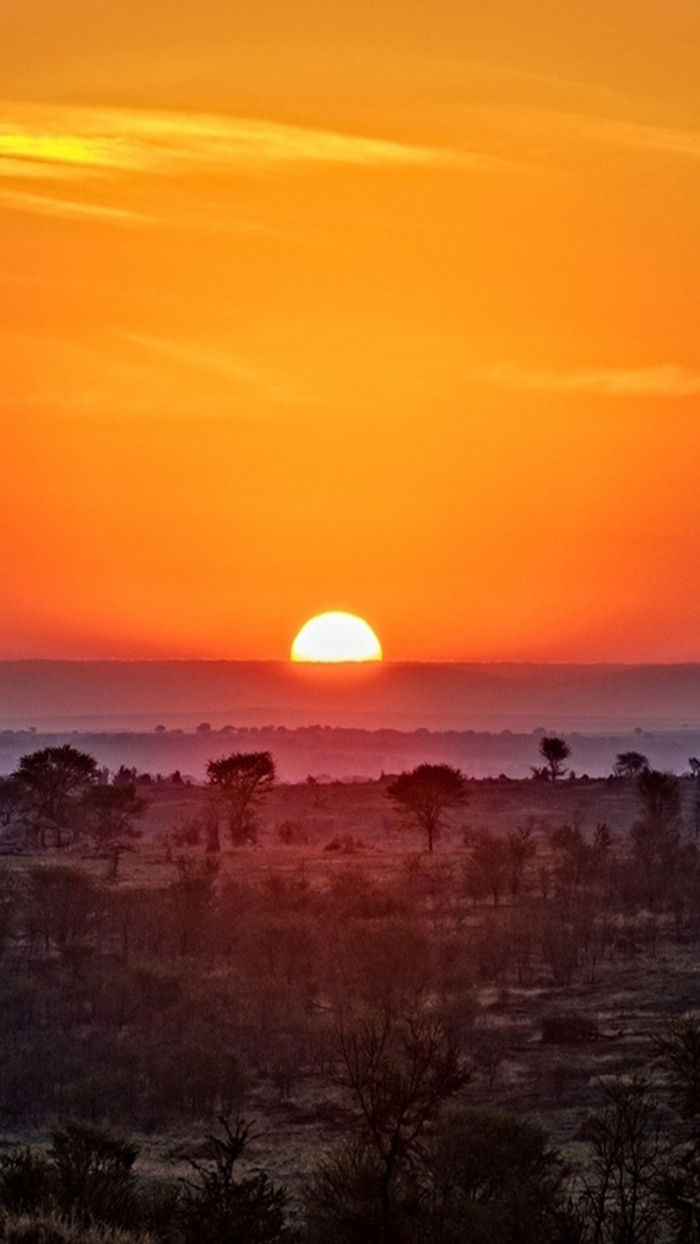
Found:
[2,0,700,662]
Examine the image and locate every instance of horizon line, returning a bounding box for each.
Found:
[2,657,700,669]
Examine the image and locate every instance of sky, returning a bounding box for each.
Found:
[2,0,700,663]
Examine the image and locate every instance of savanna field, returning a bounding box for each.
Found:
[1,750,700,1242]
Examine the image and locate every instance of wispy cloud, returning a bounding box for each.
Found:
[5,325,310,418]
[122,332,310,404]
[0,187,150,224]
[450,90,700,172]
[546,110,700,164]
[488,362,700,397]
[0,102,471,184]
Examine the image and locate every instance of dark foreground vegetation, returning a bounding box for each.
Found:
[1,745,700,1239]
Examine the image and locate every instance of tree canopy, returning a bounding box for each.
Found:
[386,763,469,852]
[14,745,99,846]
[538,737,570,784]
[82,782,148,854]
[206,752,276,845]
[614,751,650,779]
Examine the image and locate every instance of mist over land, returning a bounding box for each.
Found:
[2,660,699,780]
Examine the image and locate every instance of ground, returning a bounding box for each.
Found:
[1,772,698,1223]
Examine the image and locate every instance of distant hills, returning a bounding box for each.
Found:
[0,660,699,733]
[1,660,700,780]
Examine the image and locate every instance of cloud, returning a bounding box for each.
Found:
[4,326,309,417]
[0,187,150,224]
[0,102,471,184]
[488,362,700,398]
[550,111,700,165]
[122,332,310,405]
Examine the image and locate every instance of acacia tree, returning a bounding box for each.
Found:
[14,745,99,847]
[386,764,469,853]
[613,751,650,779]
[538,737,571,784]
[206,752,276,845]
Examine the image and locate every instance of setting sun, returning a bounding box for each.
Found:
[291,612,383,663]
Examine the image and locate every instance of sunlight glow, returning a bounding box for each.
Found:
[291,612,382,663]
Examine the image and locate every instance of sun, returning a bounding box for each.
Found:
[291,612,383,663]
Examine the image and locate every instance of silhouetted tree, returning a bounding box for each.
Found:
[386,764,469,853]
[538,737,570,784]
[613,751,650,779]
[179,1116,288,1243]
[206,752,276,845]
[506,825,537,897]
[654,1015,700,1126]
[25,865,100,954]
[468,830,508,907]
[653,1016,700,1242]
[15,746,98,817]
[82,782,148,855]
[0,864,20,954]
[424,1106,581,1244]
[578,1075,666,1244]
[635,769,681,834]
[169,857,220,957]
[14,746,99,848]
[321,1012,469,1242]
[630,770,682,903]
[0,776,23,827]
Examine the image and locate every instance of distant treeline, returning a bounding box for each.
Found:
[2,723,700,781]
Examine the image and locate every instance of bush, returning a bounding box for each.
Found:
[50,1123,139,1230]
[276,821,309,846]
[0,1149,53,1216]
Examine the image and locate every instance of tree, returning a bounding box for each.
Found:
[635,769,681,834]
[467,830,508,907]
[578,1075,666,1244]
[14,746,98,847]
[654,1015,700,1126]
[82,782,148,855]
[386,764,469,853]
[0,776,23,827]
[25,864,100,954]
[613,751,650,779]
[313,1012,469,1242]
[630,770,682,904]
[653,1017,700,1241]
[506,825,537,897]
[423,1106,581,1244]
[179,1116,288,1243]
[206,752,276,845]
[538,737,570,784]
